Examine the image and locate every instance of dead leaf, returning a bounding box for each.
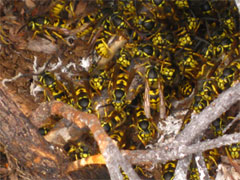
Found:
[27,38,57,54]
[75,0,87,16]
[25,0,36,8]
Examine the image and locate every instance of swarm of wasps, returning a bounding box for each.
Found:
[19,0,240,179]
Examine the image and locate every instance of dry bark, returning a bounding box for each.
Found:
[0,86,69,179]
[34,101,140,180]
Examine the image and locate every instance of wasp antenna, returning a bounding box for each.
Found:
[194,36,210,45]
[128,104,138,109]
[201,16,219,22]
[17,23,28,34]
[188,8,196,18]
[97,103,112,109]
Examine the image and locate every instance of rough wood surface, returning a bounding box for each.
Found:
[0,85,68,179]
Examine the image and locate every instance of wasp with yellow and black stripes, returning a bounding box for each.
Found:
[162,160,177,180]
[49,0,75,19]
[108,65,134,111]
[64,141,91,161]
[38,71,72,104]
[215,59,240,92]
[130,106,156,146]
[191,79,218,113]
[101,110,127,134]
[73,84,93,113]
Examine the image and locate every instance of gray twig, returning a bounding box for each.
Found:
[195,153,210,180]
[175,83,240,146]
[124,132,240,165]
[173,155,192,180]
[42,101,140,180]
[223,112,240,134]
